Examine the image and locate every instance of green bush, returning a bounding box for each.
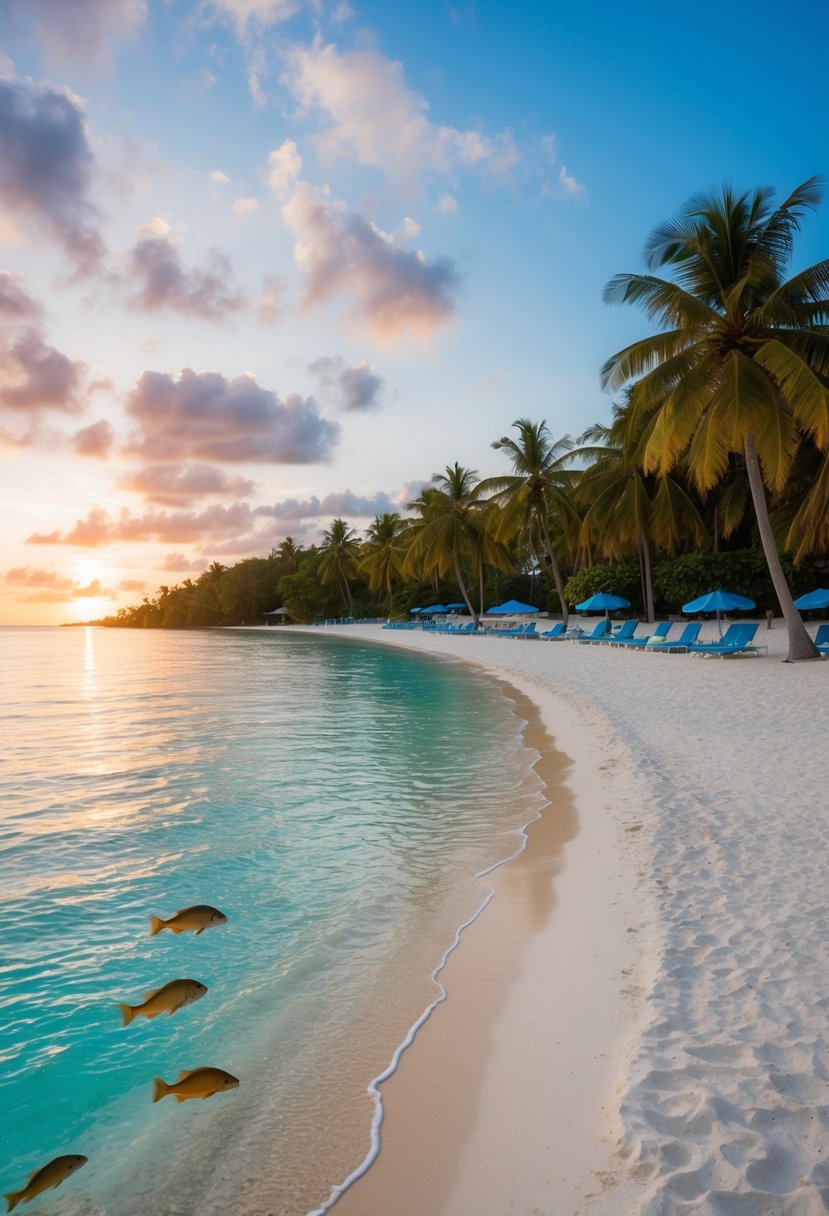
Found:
[563,560,642,610]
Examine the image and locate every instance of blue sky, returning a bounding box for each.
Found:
[1,0,826,623]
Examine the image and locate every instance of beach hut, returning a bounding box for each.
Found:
[263,607,290,626]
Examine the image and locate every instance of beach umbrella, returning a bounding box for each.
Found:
[488,599,539,614]
[409,607,423,614]
[682,589,755,639]
[446,602,467,610]
[575,592,631,619]
[420,604,449,614]
[793,588,829,611]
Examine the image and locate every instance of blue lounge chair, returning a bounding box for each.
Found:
[575,619,612,643]
[687,622,761,657]
[591,619,641,645]
[515,622,538,638]
[645,622,702,652]
[541,622,566,639]
[615,621,672,648]
[813,624,829,655]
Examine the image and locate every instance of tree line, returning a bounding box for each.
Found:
[97,179,829,660]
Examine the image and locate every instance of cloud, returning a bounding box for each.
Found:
[267,138,302,200]
[119,463,256,505]
[126,220,246,320]
[200,0,300,31]
[282,38,520,191]
[71,418,116,456]
[0,73,104,272]
[0,328,86,413]
[283,182,458,344]
[209,168,230,184]
[232,196,259,215]
[257,273,286,326]
[0,0,146,67]
[27,501,261,547]
[558,163,586,196]
[258,488,398,520]
[4,564,116,602]
[125,366,340,463]
[309,355,384,411]
[0,270,41,319]
[436,192,458,214]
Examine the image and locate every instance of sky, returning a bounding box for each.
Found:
[1,0,827,625]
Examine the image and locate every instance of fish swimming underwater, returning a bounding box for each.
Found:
[117,978,207,1026]
[152,1067,239,1103]
[148,905,227,936]
[4,1154,88,1211]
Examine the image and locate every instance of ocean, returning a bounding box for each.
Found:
[0,626,545,1215]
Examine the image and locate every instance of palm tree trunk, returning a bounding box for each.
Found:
[454,551,479,627]
[744,433,818,662]
[638,530,655,622]
[540,516,569,626]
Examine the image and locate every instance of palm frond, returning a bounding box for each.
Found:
[754,338,829,450]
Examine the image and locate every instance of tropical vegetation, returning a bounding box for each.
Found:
[92,178,828,659]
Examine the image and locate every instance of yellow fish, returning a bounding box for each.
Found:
[152,1067,239,1104]
[148,905,227,936]
[117,978,207,1026]
[4,1154,87,1211]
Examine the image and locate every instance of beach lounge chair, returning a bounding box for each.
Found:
[540,622,565,639]
[614,621,672,648]
[644,622,702,652]
[515,622,538,638]
[574,619,612,643]
[591,619,641,645]
[813,624,829,654]
[687,623,761,657]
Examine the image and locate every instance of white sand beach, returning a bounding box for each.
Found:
[285,618,829,1215]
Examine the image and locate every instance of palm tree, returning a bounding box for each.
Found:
[359,513,407,608]
[478,419,580,626]
[318,519,361,613]
[602,178,829,661]
[275,537,302,573]
[575,408,705,621]
[404,463,498,626]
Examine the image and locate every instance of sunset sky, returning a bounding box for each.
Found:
[1,0,826,624]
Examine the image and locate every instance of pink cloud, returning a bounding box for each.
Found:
[283,182,458,345]
[125,366,339,463]
[127,226,246,321]
[119,463,256,505]
[72,418,115,456]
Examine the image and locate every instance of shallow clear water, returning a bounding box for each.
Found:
[0,626,543,1214]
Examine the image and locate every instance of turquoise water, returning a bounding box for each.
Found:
[0,627,544,1215]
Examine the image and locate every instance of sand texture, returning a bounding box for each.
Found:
[284,618,829,1216]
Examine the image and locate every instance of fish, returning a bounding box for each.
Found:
[152,1067,239,1104]
[148,905,227,936]
[117,978,207,1026]
[4,1154,88,1211]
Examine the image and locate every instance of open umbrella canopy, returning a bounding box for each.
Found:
[409,607,423,614]
[682,590,755,614]
[575,593,631,612]
[446,602,467,610]
[487,599,539,614]
[682,589,756,640]
[794,588,829,611]
[420,603,449,613]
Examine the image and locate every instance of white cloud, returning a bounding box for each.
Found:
[267,138,302,200]
[282,37,520,191]
[232,195,260,215]
[436,192,458,214]
[558,164,586,196]
[209,169,230,184]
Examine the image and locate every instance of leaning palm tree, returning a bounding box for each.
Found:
[318,518,361,613]
[404,463,499,626]
[478,419,580,626]
[602,177,829,660]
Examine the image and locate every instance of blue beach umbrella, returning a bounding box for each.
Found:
[793,588,829,611]
[409,607,423,614]
[420,603,449,614]
[446,602,467,610]
[575,592,631,619]
[682,589,755,639]
[488,599,539,614]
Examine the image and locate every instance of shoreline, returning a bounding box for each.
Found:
[273,619,829,1215]
[272,622,659,1215]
